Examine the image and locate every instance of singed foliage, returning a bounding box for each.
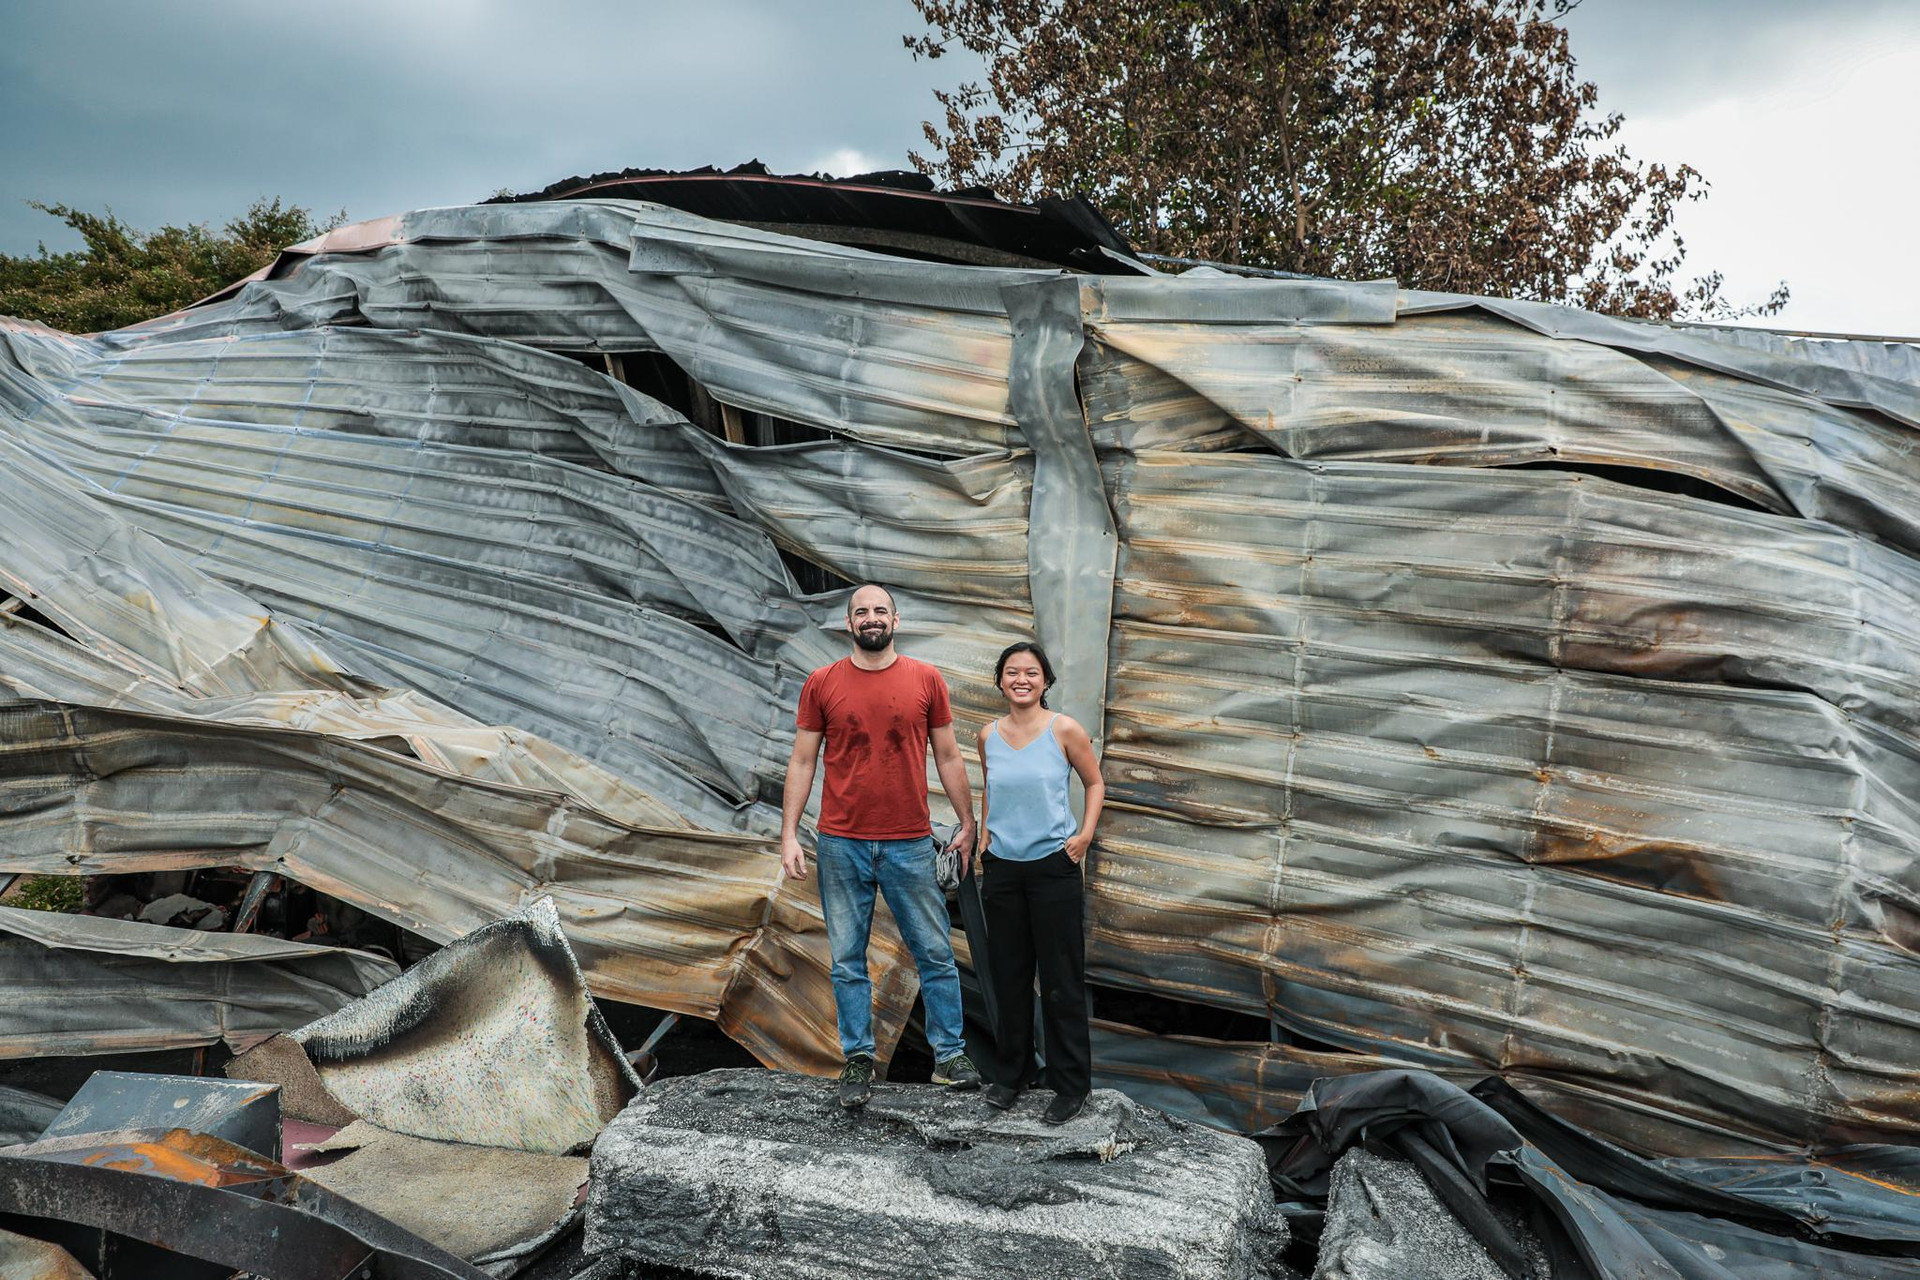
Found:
[906,0,1787,320]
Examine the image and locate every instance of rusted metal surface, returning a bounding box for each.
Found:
[42,1073,281,1161]
[3,198,1919,1155]
[0,1127,487,1278]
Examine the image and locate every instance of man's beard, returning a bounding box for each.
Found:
[852,623,894,652]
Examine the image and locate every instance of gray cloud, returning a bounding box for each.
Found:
[0,0,970,253]
[1,0,1909,333]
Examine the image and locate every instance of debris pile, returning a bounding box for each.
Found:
[584,1071,1287,1280]
[2,169,1919,1277]
[0,899,624,1277]
[6,892,1920,1277]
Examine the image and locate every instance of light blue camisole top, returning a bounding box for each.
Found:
[983,715,1078,862]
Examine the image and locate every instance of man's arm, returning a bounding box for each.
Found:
[779,728,824,880]
[930,723,976,874]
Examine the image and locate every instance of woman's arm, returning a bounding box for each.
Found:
[974,725,992,857]
[1057,717,1105,865]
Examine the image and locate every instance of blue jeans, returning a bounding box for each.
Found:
[815,833,967,1062]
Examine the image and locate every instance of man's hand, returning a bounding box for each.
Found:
[950,820,976,877]
[780,834,809,881]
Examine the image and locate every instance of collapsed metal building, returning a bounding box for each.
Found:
[4,167,1920,1166]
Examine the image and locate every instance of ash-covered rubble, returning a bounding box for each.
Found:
[1310,1149,1549,1280]
[7,891,1920,1278]
[0,898,618,1278]
[583,1071,1287,1280]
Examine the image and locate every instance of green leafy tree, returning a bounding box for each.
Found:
[907,0,1786,320]
[0,197,346,333]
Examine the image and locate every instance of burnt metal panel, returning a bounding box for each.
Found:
[4,198,1920,1157]
[1005,277,1115,758]
[0,907,397,1062]
[0,1128,487,1279]
[42,1074,280,1162]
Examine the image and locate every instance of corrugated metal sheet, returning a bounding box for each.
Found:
[0,905,398,1058]
[4,198,1918,1155]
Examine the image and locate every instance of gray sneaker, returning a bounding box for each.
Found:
[839,1054,875,1108]
[932,1053,982,1090]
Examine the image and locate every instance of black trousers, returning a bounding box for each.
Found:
[980,848,1092,1098]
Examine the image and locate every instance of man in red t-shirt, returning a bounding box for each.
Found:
[780,583,982,1107]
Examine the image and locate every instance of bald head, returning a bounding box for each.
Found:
[847,583,896,616]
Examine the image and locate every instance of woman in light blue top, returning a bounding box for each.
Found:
[975,641,1106,1124]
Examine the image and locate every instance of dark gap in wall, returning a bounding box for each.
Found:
[0,1047,228,1104]
[616,351,698,420]
[1,597,74,641]
[1089,983,1364,1055]
[682,615,735,644]
[779,548,853,597]
[592,999,764,1078]
[742,410,836,448]
[1502,460,1772,512]
[1089,983,1272,1043]
[578,351,855,598]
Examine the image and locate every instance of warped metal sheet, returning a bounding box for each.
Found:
[0,905,398,1060]
[1093,450,1920,1149]
[267,897,637,1154]
[0,428,914,1075]
[4,197,1920,1161]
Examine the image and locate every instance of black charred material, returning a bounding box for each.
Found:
[488,160,1145,273]
[1263,1069,1920,1280]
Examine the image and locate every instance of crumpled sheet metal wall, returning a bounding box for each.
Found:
[0,905,399,1059]
[0,403,914,1075]
[3,199,1918,1155]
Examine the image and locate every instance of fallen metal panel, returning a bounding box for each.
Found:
[0,1128,488,1279]
[272,898,637,1154]
[42,1073,281,1161]
[0,907,397,1061]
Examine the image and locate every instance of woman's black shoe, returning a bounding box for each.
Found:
[984,1083,1022,1111]
[1042,1092,1086,1125]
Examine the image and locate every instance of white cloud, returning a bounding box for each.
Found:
[803,147,886,178]
[1611,16,1920,337]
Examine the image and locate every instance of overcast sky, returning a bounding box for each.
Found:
[1,0,1913,335]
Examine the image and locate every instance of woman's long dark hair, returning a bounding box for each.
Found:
[992,641,1057,709]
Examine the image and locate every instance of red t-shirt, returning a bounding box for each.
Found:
[795,655,953,839]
